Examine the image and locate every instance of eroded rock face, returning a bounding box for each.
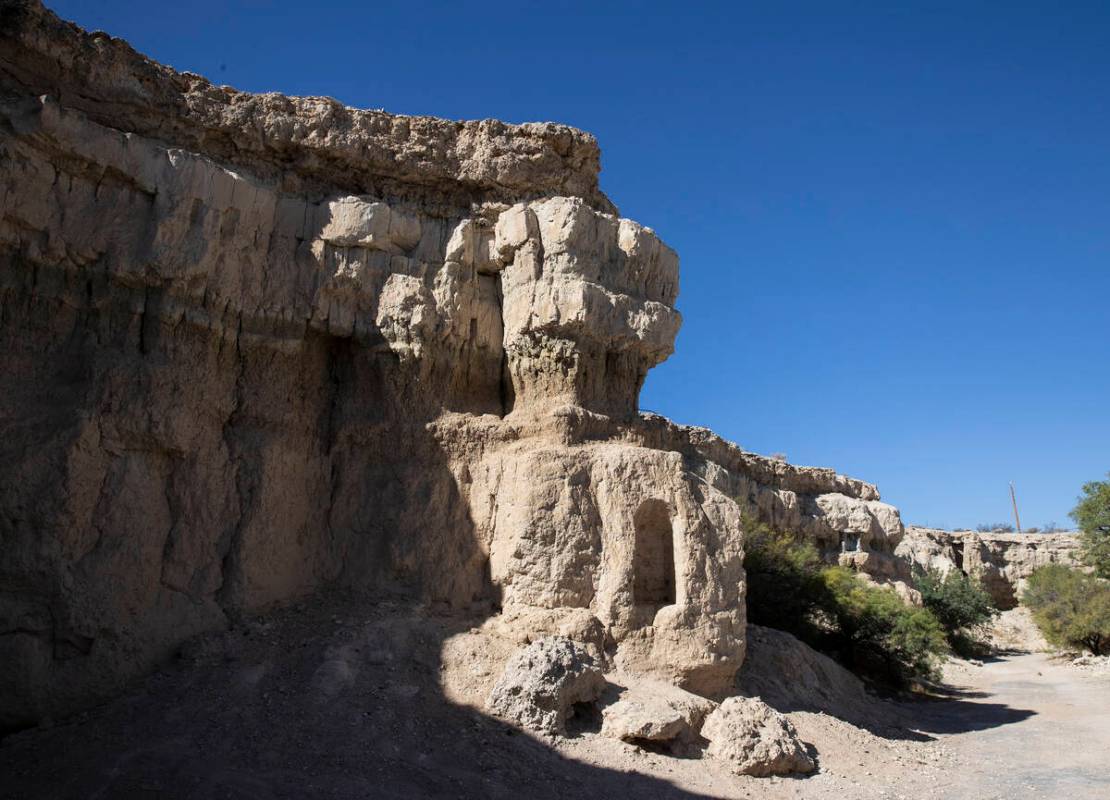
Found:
[896,527,1082,609]
[701,696,816,776]
[0,0,911,729]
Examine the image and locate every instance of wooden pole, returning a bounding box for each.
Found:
[1010,481,1023,534]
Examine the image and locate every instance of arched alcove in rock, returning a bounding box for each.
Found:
[632,499,676,610]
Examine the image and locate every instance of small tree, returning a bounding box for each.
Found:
[914,567,998,636]
[1023,565,1110,655]
[1071,473,1110,579]
[742,521,827,638]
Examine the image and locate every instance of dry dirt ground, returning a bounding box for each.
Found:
[1,599,1108,799]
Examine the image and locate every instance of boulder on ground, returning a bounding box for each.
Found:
[701,696,816,776]
[599,678,717,749]
[486,637,606,735]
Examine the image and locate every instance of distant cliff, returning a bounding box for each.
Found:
[897,527,1082,608]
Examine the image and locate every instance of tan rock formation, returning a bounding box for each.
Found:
[0,0,910,730]
[701,696,816,776]
[599,677,718,750]
[896,526,1083,608]
[486,637,606,736]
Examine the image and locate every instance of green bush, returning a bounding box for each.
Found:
[977,523,1015,533]
[914,567,998,637]
[743,521,947,686]
[1022,565,1110,655]
[1071,473,1110,579]
[819,567,948,684]
[741,523,827,638]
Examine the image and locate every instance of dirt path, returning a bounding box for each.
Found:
[922,652,1110,799]
[555,650,1110,799]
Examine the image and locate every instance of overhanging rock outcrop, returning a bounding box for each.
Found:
[0,0,906,730]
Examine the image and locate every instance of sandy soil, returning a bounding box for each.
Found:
[926,652,1110,798]
[557,649,1110,799]
[1,595,1108,799]
[986,607,1051,653]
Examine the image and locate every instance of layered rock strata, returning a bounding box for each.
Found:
[0,0,906,729]
[896,526,1082,608]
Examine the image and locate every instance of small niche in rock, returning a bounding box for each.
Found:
[565,700,604,737]
[628,737,675,755]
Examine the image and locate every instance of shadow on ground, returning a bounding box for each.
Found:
[0,591,1046,799]
[0,592,720,800]
[749,670,1037,743]
[904,693,1036,737]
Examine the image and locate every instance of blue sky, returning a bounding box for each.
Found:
[49,1,1110,529]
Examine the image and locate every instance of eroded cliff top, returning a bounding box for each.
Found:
[905,526,1080,544]
[0,0,614,211]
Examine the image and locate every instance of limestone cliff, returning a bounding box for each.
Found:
[0,0,905,730]
[897,526,1082,608]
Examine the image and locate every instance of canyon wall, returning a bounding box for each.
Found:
[897,527,1082,608]
[0,0,904,730]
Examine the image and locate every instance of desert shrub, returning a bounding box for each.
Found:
[977,523,1015,533]
[1022,565,1110,655]
[914,567,998,634]
[743,521,947,686]
[741,523,828,638]
[913,567,998,655]
[818,567,947,684]
[1042,521,1060,533]
[1071,473,1110,579]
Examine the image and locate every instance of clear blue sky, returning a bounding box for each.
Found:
[49,1,1110,529]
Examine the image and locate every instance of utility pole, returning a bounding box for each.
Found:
[1010,481,1023,534]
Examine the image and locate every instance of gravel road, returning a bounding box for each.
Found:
[922,651,1110,799]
